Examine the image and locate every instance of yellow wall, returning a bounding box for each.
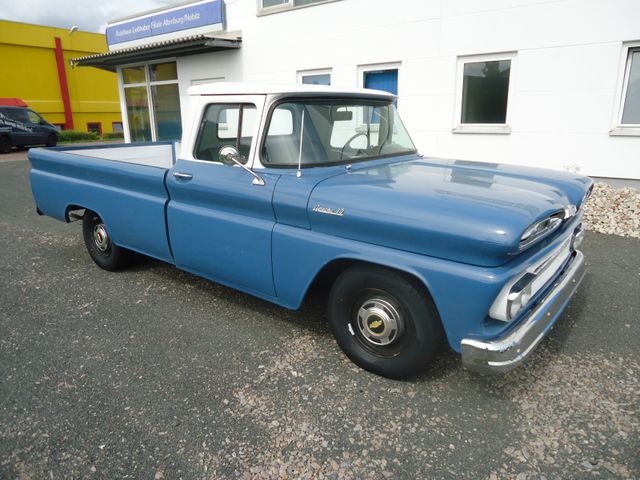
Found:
[0,20,122,133]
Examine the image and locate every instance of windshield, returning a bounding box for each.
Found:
[261,99,416,167]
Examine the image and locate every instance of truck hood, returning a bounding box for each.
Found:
[307,156,592,266]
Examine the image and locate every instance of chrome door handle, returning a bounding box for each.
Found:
[173,172,193,181]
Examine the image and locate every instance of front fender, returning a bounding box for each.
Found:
[271,222,579,352]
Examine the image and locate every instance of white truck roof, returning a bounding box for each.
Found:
[187,82,396,99]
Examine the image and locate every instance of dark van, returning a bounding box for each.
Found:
[0,105,60,153]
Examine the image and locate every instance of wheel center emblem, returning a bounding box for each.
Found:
[367,317,385,333]
[356,298,402,347]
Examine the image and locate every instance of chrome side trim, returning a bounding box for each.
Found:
[461,250,586,374]
[312,205,345,217]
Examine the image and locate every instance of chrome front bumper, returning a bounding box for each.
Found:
[461,250,586,374]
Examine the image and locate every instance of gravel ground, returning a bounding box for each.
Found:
[1,159,639,479]
[584,182,640,238]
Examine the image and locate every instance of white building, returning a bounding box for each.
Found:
[74,0,640,181]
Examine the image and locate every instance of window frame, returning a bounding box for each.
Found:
[258,96,417,169]
[184,96,265,167]
[358,63,401,90]
[611,41,640,136]
[453,51,516,135]
[257,0,341,16]
[117,59,180,142]
[193,103,258,163]
[358,62,401,116]
[297,68,332,86]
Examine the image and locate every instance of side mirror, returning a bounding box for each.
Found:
[218,145,266,186]
[219,145,244,165]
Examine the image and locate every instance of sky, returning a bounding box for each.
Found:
[0,0,180,33]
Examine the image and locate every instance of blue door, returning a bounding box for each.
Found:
[166,159,278,298]
[364,69,398,96]
[165,99,278,299]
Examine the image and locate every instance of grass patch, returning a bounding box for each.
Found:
[59,130,99,143]
[59,130,126,143]
[102,132,124,140]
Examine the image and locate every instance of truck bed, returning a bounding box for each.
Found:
[54,143,176,169]
[29,141,177,263]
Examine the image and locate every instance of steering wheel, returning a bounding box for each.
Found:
[340,132,369,161]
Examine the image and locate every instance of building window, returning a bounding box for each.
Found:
[120,61,182,142]
[363,69,399,96]
[621,48,640,124]
[612,46,640,135]
[454,53,515,134]
[359,63,401,110]
[87,122,102,135]
[258,0,338,15]
[298,69,331,86]
[262,0,290,7]
[461,60,511,124]
[112,122,123,132]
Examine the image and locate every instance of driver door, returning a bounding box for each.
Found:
[166,95,279,298]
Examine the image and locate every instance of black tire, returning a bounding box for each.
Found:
[82,211,132,271]
[0,136,11,154]
[46,134,58,147]
[328,265,443,379]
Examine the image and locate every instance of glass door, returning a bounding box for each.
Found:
[121,62,182,142]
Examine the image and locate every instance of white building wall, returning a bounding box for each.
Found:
[174,0,640,179]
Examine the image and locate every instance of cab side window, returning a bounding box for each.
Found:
[7,109,28,124]
[194,103,256,164]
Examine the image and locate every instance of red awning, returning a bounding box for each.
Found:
[0,98,28,107]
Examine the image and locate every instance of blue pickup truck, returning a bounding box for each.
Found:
[29,83,592,378]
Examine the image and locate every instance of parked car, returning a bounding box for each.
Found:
[28,83,592,378]
[0,104,59,153]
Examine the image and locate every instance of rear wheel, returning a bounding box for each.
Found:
[46,134,58,147]
[0,136,11,154]
[82,211,132,271]
[328,265,443,379]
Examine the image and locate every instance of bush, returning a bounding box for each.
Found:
[59,130,99,142]
[102,131,124,140]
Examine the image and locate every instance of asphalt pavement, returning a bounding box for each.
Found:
[1,155,638,479]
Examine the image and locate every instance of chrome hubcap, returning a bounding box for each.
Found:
[356,298,402,346]
[93,223,110,252]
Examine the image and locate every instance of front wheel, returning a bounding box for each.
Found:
[82,211,132,271]
[46,134,58,147]
[328,265,443,379]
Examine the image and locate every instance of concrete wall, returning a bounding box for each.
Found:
[174,0,640,178]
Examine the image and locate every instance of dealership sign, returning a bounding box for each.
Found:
[106,0,224,47]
